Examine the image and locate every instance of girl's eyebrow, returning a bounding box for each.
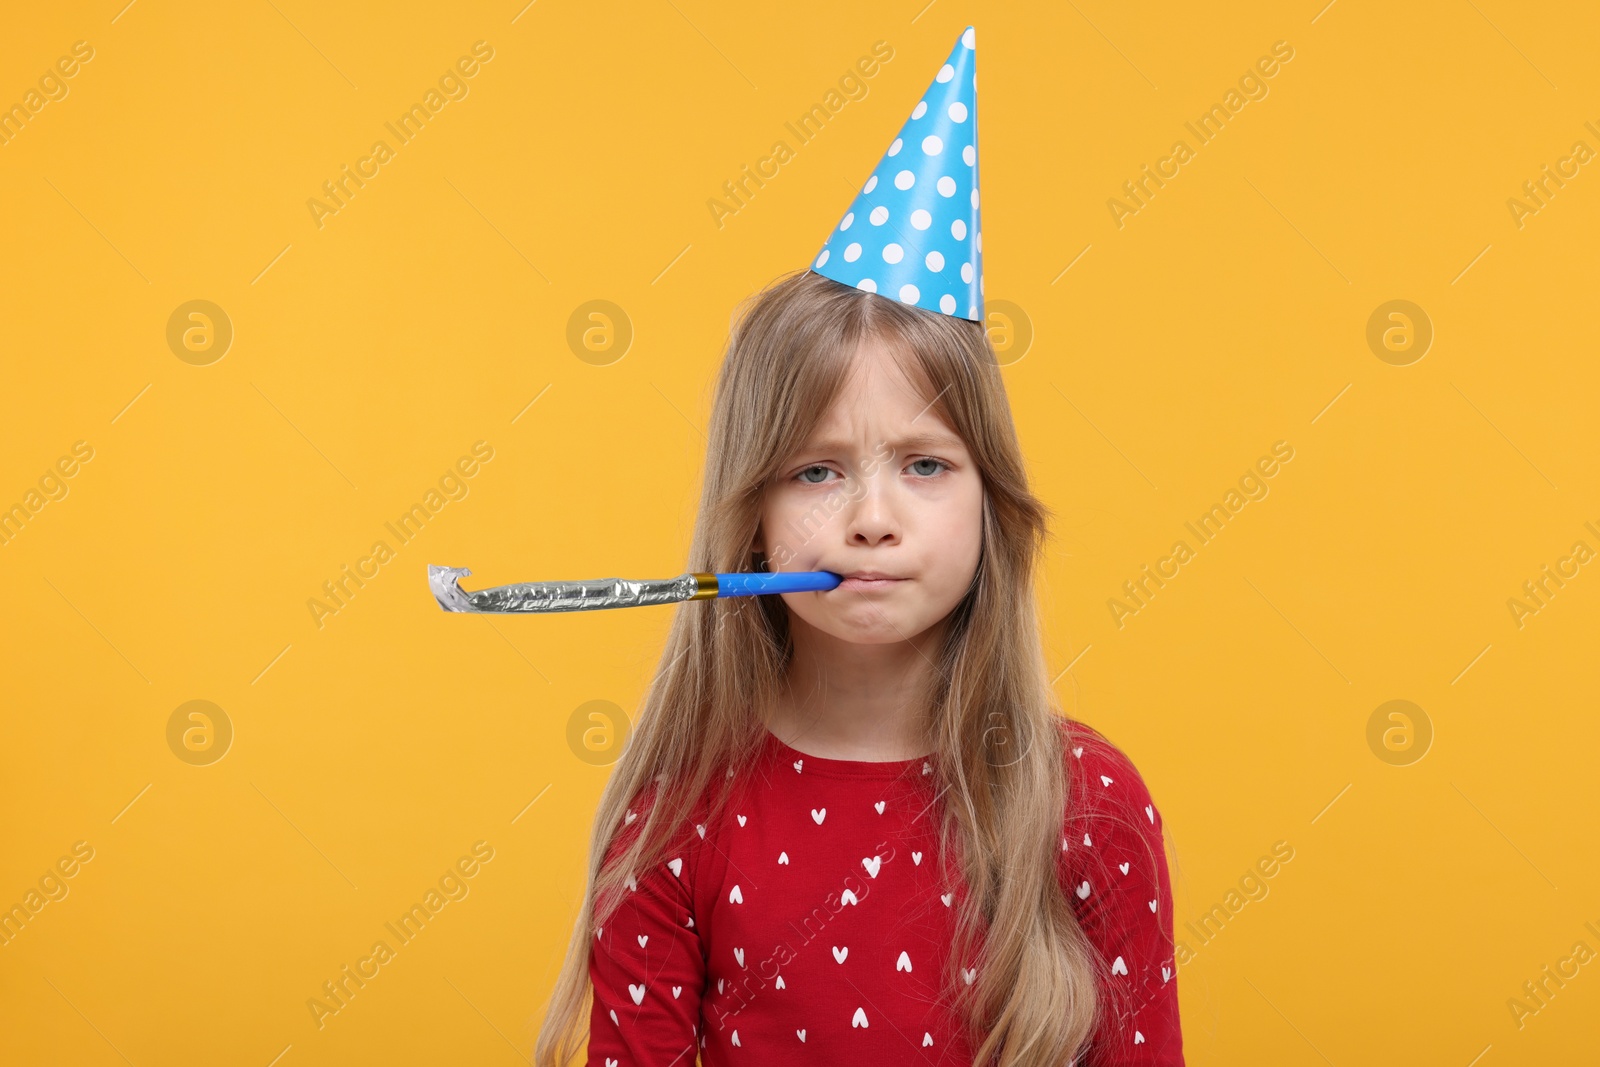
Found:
[801,431,965,454]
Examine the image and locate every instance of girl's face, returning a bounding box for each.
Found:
[755,334,985,645]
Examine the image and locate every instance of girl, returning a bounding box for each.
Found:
[530,269,1183,1066]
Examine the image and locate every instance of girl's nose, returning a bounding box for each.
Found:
[845,474,902,546]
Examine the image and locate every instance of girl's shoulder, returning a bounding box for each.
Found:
[1053,715,1165,835]
[1055,715,1149,778]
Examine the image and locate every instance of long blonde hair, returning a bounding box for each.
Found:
[534,268,1106,1066]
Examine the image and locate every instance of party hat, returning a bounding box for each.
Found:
[810,26,982,321]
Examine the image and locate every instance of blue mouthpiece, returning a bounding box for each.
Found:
[713,570,842,597]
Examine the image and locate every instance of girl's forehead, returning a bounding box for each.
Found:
[790,330,962,451]
[846,330,915,371]
[836,333,936,398]
[800,397,963,454]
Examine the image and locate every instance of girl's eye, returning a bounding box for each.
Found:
[796,466,836,484]
[794,458,951,484]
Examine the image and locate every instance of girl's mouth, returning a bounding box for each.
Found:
[836,575,905,592]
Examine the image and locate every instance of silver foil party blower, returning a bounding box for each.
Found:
[427,565,842,614]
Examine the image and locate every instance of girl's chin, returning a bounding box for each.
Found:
[811,614,940,645]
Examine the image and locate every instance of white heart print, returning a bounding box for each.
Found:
[578,682,1152,1067]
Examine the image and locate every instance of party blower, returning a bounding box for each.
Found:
[427,564,842,614]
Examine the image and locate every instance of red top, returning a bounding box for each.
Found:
[586,719,1182,1066]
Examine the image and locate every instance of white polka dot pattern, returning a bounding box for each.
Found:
[809,26,984,322]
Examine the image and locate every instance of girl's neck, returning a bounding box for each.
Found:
[768,617,946,761]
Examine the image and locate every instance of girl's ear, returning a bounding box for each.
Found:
[750,522,770,572]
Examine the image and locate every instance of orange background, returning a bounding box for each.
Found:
[2,1,1598,1064]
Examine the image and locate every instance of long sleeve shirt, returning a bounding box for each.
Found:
[586,717,1182,1066]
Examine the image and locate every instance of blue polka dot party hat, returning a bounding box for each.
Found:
[810,26,982,321]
